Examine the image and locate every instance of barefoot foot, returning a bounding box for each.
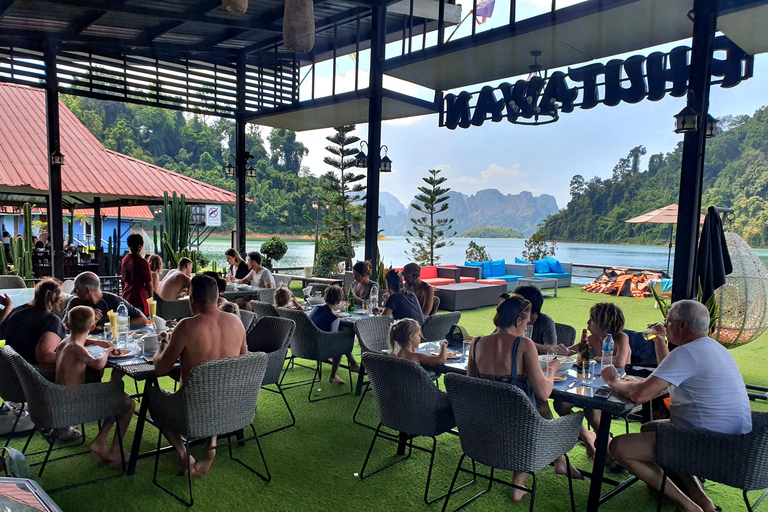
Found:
[329,375,345,385]
[89,441,110,463]
[583,429,597,460]
[180,455,197,476]
[510,487,528,503]
[106,448,129,463]
[193,454,215,476]
[554,458,584,480]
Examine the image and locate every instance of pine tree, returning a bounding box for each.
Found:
[406,168,455,266]
[322,125,365,270]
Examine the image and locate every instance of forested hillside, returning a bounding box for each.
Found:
[537,107,768,247]
[62,94,323,235]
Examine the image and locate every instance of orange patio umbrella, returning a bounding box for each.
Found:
[625,204,705,274]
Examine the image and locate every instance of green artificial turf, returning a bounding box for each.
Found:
[14,286,768,512]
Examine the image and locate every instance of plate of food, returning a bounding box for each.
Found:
[553,374,567,382]
[430,351,462,360]
[620,375,644,383]
[337,312,351,318]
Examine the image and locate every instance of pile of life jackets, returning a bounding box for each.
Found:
[582,269,663,298]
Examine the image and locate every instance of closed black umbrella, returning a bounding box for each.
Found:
[696,206,732,304]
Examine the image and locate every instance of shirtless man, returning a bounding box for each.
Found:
[157,257,193,300]
[153,274,247,476]
[55,306,134,462]
[65,272,148,330]
[402,263,434,316]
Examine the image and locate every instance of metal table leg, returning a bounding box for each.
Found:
[127,378,153,476]
[586,413,613,512]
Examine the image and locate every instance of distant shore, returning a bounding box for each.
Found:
[206,233,392,241]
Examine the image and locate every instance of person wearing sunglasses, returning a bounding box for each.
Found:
[467,294,582,501]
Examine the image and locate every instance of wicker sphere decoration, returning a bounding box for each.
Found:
[283,0,315,54]
[711,231,768,349]
[221,0,248,14]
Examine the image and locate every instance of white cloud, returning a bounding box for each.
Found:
[481,163,521,181]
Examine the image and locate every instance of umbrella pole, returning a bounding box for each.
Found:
[667,224,674,275]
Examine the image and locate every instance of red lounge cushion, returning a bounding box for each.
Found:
[459,276,477,283]
[477,279,506,286]
[423,278,456,287]
[420,266,438,279]
[440,264,458,268]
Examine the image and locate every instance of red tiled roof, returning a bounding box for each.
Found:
[0,205,154,219]
[0,83,237,205]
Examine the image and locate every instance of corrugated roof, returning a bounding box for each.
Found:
[0,205,154,219]
[0,83,237,205]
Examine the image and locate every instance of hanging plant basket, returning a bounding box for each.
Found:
[712,231,768,349]
[221,0,248,14]
[283,0,315,54]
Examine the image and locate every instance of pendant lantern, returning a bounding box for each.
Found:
[283,0,315,54]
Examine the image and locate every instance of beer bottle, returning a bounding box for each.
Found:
[348,285,355,313]
[578,329,589,370]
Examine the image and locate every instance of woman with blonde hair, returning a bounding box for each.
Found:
[148,254,163,294]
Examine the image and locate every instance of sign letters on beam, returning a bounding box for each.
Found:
[441,36,753,130]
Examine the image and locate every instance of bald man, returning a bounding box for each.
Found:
[64,272,148,330]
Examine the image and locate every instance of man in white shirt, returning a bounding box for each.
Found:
[601,300,751,512]
[239,251,275,289]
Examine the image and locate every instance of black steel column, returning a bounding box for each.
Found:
[93,196,101,253]
[117,206,122,258]
[44,39,64,279]
[671,0,718,302]
[364,4,386,277]
[235,56,247,256]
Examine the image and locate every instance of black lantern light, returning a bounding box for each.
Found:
[355,141,368,168]
[224,155,235,177]
[705,114,718,138]
[50,148,65,166]
[379,145,392,173]
[674,105,700,134]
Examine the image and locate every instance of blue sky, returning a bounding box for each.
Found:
[265,1,768,211]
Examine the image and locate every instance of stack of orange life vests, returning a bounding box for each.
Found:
[582,269,663,299]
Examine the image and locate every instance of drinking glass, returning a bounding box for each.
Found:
[362,299,369,314]
[642,323,662,341]
[546,344,557,360]
[462,340,472,364]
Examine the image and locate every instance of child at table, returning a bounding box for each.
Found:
[55,306,134,463]
[389,318,448,366]
[274,284,303,310]
[309,285,359,385]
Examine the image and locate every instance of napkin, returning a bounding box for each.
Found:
[153,315,167,332]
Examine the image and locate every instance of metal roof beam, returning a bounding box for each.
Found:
[64,10,109,37]
[0,0,15,19]
[29,0,281,32]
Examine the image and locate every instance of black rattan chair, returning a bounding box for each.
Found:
[443,373,582,512]
[359,352,474,505]
[155,295,192,321]
[239,309,256,334]
[147,352,270,507]
[250,300,279,320]
[352,316,394,427]
[421,311,461,342]
[257,288,276,305]
[429,296,441,315]
[248,316,297,437]
[554,323,576,346]
[276,308,355,402]
[656,411,768,512]
[5,346,128,492]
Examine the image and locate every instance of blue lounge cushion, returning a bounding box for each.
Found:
[515,257,530,264]
[534,272,571,279]
[545,257,564,273]
[497,274,523,282]
[481,261,492,279]
[489,259,506,277]
[533,259,550,274]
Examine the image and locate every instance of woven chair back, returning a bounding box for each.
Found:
[421,311,461,342]
[362,352,454,437]
[177,352,268,439]
[257,288,276,304]
[0,347,26,403]
[445,373,551,472]
[555,323,576,346]
[248,317,295,386]
[429,296,440,315]
[154,295,192,321]
[0,276,25,289]
[354,316,394,353]
[657,411,768,491]
[250,300,279,319]
[239,309,257,333]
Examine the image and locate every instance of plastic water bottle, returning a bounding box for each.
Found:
[370,283,379,311]
[116,302,129,347]
[601,334,614,369]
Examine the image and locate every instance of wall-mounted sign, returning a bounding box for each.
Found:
[440,36,753,130]
[205,205,221,227]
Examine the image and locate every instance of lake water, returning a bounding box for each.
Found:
[198,236,768,280]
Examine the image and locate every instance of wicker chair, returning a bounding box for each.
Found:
[421,311,461,342]
[443,373,583,512]
[250,300,279,319]
[352,316,395,427]
[0,275,25,289]
[359,352,472,505]
[154,295,192,321]
[248,317,297,437]
[0,347,29,447]
[239,309,256,334]
[4,346,128,492]
[276,308,355,402]
[273,274,292,288]
[429,296,441,316]
[555,323,577,346]
[147,352,270,507]
[257,288,276,305]
[656,411,768,512]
